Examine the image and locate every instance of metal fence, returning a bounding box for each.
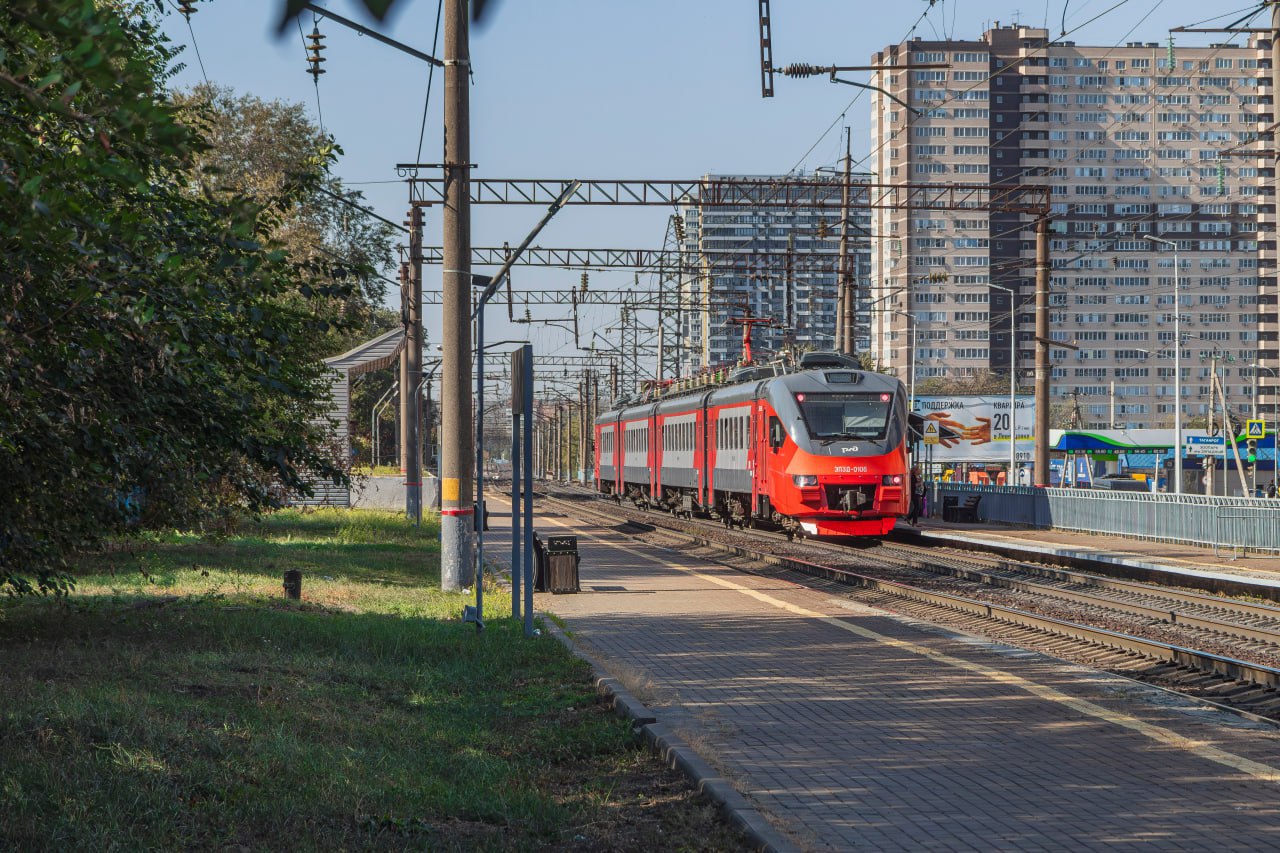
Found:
[931,483,1280,554]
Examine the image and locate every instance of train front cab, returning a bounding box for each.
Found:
[757,371,909,537]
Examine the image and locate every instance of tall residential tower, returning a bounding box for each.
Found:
[870,25,1269,427]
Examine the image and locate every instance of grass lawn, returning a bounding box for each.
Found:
[0,509,745,851]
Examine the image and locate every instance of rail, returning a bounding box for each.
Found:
[931,483,1280,554]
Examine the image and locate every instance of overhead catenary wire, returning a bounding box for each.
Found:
[167,0,210,86]
[414,0,445,164]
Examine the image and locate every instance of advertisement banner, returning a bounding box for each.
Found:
[913,395,1036,464]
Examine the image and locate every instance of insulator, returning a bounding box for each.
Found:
[780,63,828,79]
[672,214,686,242]
[307,26,326,79]
[580,272,589,294]
[178,1,197,19]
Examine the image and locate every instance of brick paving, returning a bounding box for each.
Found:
[487,503,1280,851]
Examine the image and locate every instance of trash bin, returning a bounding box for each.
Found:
[544,535,580,594]
[532,534,547,592]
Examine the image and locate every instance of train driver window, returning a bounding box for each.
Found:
[769,416,784,450]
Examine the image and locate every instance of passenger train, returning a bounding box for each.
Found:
[593,353,911,537]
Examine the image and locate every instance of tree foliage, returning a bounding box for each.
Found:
[172,84,398,358]
[0,1,374,594]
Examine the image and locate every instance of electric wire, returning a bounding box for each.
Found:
[167,0,211,86]
[414,0,445,164]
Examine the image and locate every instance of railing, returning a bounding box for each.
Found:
[932,483,1280,554]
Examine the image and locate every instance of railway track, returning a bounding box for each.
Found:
[538,486,1280,723]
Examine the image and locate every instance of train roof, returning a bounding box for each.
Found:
[596,367,904,423]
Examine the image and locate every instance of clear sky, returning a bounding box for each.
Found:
[159,0,1263,368]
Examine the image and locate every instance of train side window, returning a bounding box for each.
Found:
[769,416,784,449]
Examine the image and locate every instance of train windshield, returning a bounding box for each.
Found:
[795,392,893,441]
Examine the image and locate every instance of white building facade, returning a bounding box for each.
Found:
[678,174,873,370]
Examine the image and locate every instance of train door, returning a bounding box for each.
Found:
[648,406,659,502]
[752,395,767,518]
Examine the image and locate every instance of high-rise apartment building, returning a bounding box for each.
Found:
[869,25,1270,428]
[678,174,872,371]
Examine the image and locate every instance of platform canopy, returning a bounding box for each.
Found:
[1049,429,1211,454]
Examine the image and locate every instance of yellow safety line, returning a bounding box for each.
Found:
[522,505,1280,784]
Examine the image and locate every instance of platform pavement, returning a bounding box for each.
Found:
[910,517,1280,591]
[483,499,1280,852]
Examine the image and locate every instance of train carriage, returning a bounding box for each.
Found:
[593,355,910,538]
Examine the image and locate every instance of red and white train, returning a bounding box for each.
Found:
[593,355,910,537]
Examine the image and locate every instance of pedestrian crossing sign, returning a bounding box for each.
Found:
[923,420,940,446]
[1246,419,1266,439]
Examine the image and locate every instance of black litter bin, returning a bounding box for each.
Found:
[544,535,580,593]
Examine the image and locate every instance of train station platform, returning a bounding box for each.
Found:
[908,518,1280,593]
[483,499,1280,852]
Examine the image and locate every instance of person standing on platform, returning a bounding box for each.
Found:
[908,464,925,526]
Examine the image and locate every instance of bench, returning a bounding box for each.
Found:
[942,494,981,523]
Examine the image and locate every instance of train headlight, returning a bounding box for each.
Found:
[882,474,902,486]
[793,474,819,487]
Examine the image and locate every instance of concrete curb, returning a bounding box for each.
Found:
[542,618,796,853]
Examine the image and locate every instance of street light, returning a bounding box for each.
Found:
[1145,235,1182,494]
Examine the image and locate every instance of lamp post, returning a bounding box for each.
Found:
[1145,235,1182,494]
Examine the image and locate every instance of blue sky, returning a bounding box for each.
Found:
[159,0,1262,361]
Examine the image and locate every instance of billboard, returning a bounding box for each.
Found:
[913,395,1036,464]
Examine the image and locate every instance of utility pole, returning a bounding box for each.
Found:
[407,208,424,523]
[837,128,854,355]
[440,0,473,590]
[1034,216,1050,486]
[399,261,410,477]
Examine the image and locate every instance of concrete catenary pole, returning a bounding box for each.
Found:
[1034,216,1050,486]
[440,0,474,589]
[837,128,854,355]
[406,208,424,523]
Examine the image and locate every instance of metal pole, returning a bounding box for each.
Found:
[522,347,534,637]
[510,350,521,620]
[407,207,423,524]
[473,301,485,627]
[441,0,474,589]
[1034,216,1050,486]
[1254,362,1260,495]
[1174,247,1183,494]
[399,261,411,475]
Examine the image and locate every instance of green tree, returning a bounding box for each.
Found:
[0,1,370,594]
[173,83,398,358]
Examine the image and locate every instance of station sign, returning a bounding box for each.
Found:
[1184,435,1225,457]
